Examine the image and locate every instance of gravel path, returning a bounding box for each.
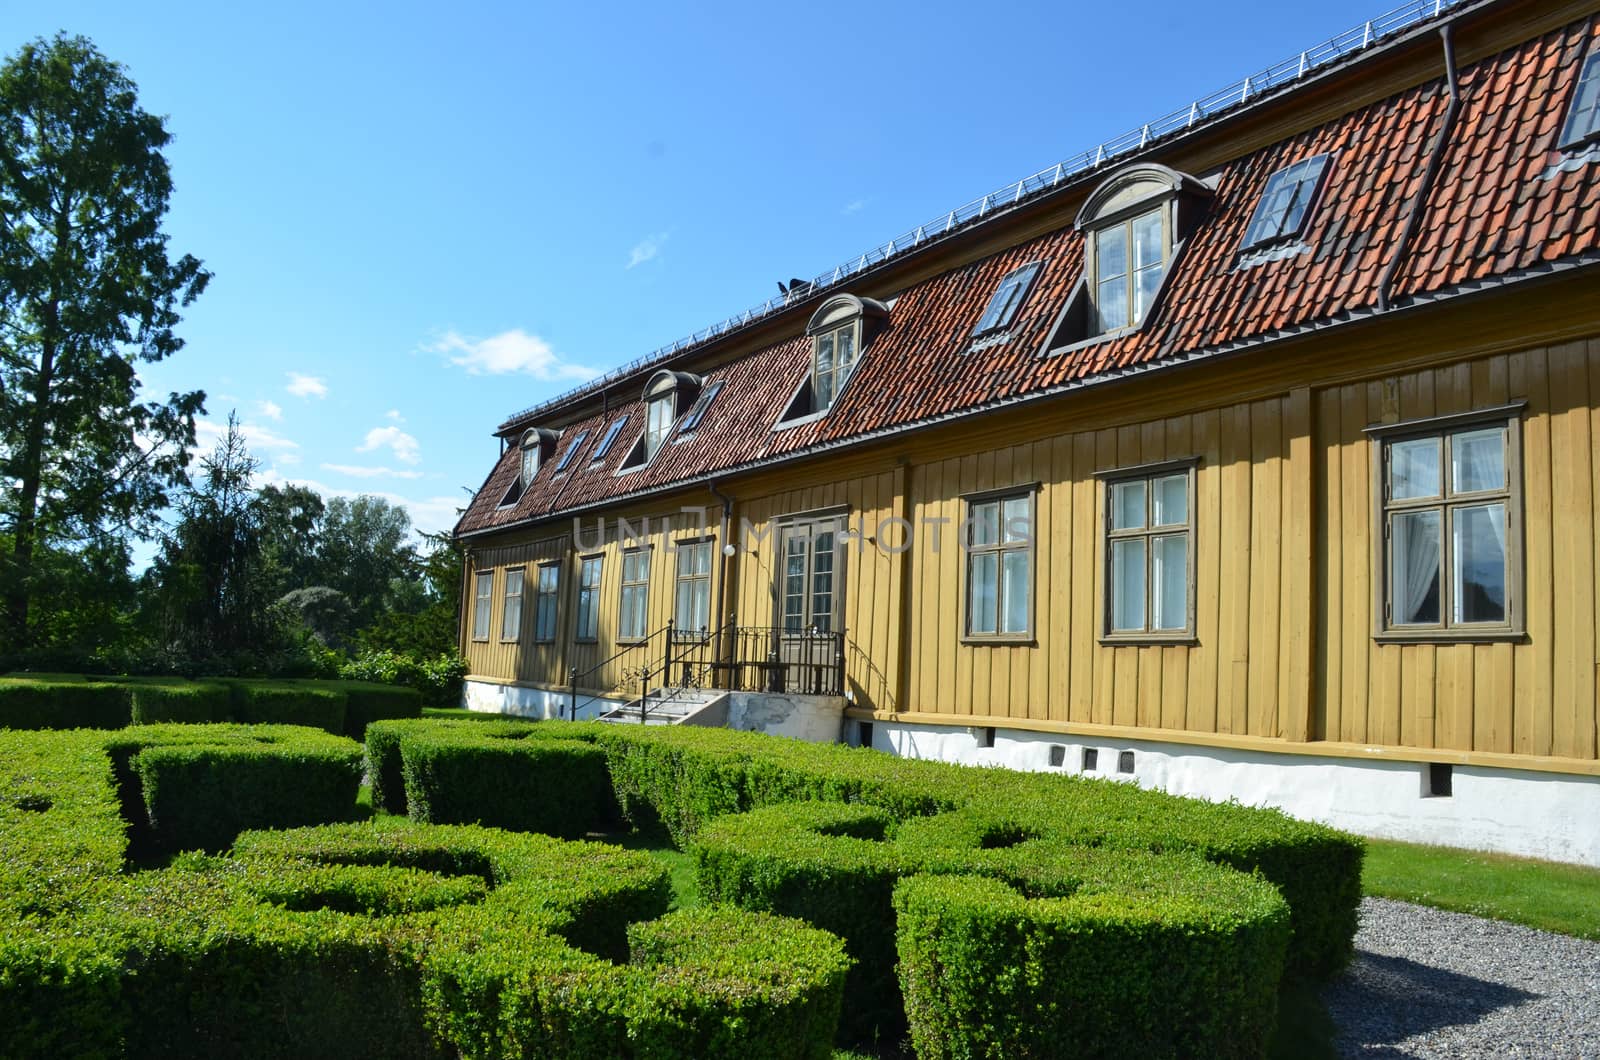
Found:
[1324,897,1600,1058]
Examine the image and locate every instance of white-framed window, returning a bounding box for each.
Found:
[619,548,652,641]
[471,570,494,641]
[1560,48,1600,149]
[534,562,560,643]
[1102,462,1196,641]
[673,539,713,636]
[576,555,603,642]
[1370,408,1523,639]
[520,431,541,486]
[778,295,888,426]
[500,567,524,642]
[964,490,1034,641]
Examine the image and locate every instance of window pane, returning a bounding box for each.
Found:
[1096,225,1127,280]
[1561,51,1600,144]
[1097,276,1128,332]
[1153,474,1187,526]
[1390,437,1441,500]
[1111,538,1146,631]
[969,552,998,635]
[1002,496,1031,543]
[1001,550,1030,634]
[1132,211,1162,270]
[970,501,1000,547]
[835,328,856,373]
[474,573,492,639]
[811,532,834,631]
[1391,509,1442,625]
[1451,427,1505,494]
[784,536,806,630]
[1152,533,1188,631]
[1111,481,1146,530]
[1133,262,1163,321]
[1453,503,1507,624]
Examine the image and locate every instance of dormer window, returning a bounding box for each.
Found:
[972,261,1042,337]
[501,427,558,506]
[776,294,888,426]
[1094,209,1165,333]
[1040,164,1210,355]
[1560,48,1600,149]
[1241,154,1331,251]
[619,371,702,471]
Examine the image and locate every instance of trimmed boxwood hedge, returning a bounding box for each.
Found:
[0,677,132,729]
[401,732,617,837]
[126,679,232,724]
[104,723,364,853]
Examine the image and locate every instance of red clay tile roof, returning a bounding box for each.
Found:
[457,13,1600,538]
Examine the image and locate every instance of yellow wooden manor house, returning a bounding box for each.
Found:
[455,0,1600,865]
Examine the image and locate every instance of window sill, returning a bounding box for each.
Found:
[533,639,557,646]
[615,637,649,647]
[1098,634,1198,647]
[1373,628,1525,645]
[772,408,830,432]
[471,637,490,644]
[498,639,521,645]
[961,635,1037,647]
[1039,323,1138,361]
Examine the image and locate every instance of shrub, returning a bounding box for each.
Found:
[126,680,231,724]
[0,677,131,729]
[340,649,467,710]
[365,717,543,816]
[104,724,363,852]
[894,858,1289,1059]
[307,679,422,740]
[222,679,347,733]
[401,734,616,838]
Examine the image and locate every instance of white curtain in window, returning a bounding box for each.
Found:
[1393,510,1441,624]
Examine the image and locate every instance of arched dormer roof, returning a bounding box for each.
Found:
[1074,163,1211,232]
[806,293,889,336]
[643,369,702,402]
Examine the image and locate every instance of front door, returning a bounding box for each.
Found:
[776,515,844,692]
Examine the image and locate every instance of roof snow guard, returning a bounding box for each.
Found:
[497,0,1469,433]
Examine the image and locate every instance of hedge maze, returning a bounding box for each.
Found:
[0,709,1363,1058]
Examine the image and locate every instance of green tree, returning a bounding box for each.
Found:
[316,495,415,628]
[0,34,210,652]
[146,415,278,663]
[257,482,325,596]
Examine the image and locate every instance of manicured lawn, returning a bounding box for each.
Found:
[1363,836,1600,940]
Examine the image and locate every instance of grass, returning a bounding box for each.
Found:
[593,830,701,911]
[1363,836,1600,940]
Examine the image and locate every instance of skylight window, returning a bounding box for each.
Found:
[677,380,723,434]
[592,418,626,461]
[972,261,1041,336]
[1560,49,1600,148]
[1241,154,1330,250]
[553,430,589,472]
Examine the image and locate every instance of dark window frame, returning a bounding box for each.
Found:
[553,430,590,473]
[1097,458,1199,645]
[618,546,652,643]
[533,560,561,644]
[1239,153,1332,251]
[1559,47,1600,150]
[1365,404,1526,643]
[971,261,1043,337]
[591,417,628,462]
[471,569,494,642]
[574,554,604,643]
[499,566,525,643]
[960,484,1040,645]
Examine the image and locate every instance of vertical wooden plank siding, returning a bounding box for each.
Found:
[463,342,1595,769]
[1311,345,1593,760]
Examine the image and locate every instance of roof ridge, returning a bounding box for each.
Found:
[497,0,1471,433]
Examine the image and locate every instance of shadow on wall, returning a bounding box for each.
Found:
[846,643,896,712]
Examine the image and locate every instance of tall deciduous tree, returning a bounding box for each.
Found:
[0,34,210,651]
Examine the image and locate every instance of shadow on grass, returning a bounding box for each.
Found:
[590,829,701,911]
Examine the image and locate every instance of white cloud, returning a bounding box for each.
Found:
[193,417,300,454]
[626,231,668,269]
[426,328,597,381]
[842,199,866,215]
[321,462,425,480]
[286,372,328,399]
[357,425,421,465]
[256,399,283,421]
[385,409,404,422]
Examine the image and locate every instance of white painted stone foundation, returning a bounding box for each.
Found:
[857,719,1600,869]
[462,679,625,721]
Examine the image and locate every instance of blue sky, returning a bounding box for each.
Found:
[6,0,1388,545]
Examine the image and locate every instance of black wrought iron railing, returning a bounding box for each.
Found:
[567,619,847,721]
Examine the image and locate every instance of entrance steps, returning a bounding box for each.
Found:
[598,687,729,727]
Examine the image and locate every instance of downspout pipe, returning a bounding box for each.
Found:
[1377,23,1460,312]
[709,480,736,655]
